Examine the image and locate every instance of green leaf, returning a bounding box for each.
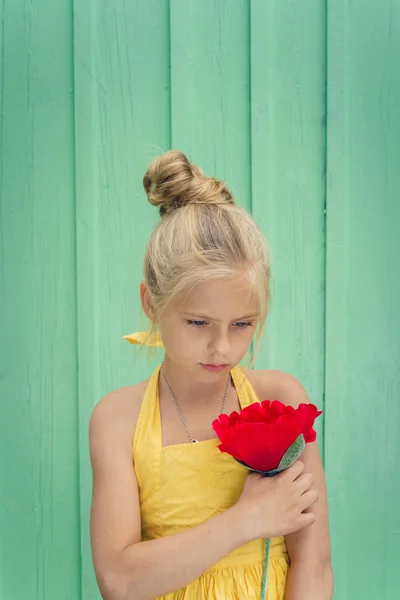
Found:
[276,434,305,471]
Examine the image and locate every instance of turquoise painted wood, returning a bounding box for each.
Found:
[170,0,252,211]
[0,1,81,599]
[250,0,326,450]
[73,1,170,596]
[325,1,400,597]
[0,1,399,599]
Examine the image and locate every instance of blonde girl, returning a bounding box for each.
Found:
[89,151,333,600]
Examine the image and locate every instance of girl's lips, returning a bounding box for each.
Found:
[200,364,228,373]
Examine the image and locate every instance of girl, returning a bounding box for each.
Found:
[89,151,333,600]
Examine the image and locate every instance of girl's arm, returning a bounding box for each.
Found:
[89,394,249,600]
[284,444,334,599]
[255,372,334,599]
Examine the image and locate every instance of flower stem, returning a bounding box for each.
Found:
[260,538,270,600]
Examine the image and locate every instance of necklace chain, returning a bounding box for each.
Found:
[160,363,231,444]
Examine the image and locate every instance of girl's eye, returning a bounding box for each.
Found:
[187,320,208,327]
[187,320,253,328]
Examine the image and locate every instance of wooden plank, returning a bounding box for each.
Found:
[73,1,170,597]
[325,1,400,597]
[0,1,80,598]
[250,0,327,446]
[170,0,251,211]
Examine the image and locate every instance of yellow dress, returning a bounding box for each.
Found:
[127,333,289,599]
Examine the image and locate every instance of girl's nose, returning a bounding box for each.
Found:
[209,330,230,357]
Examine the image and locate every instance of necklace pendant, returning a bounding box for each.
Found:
[160,363,231,447]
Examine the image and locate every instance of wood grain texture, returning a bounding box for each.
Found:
[1,1,399,598]
[74,1,170,597]
[170,0,251,211]
[250,0,327,447]
[0,1,80,598]
[325,0,400,597]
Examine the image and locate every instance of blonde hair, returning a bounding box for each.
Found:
[142,150,271,363]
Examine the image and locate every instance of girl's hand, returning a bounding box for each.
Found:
[234,460,318,540]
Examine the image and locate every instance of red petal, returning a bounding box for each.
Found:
[237,402,265,423]
[263,400,294,421]
[227,411,241,425]
[215,413,230,426]
[291,403,322,442]
[212,414,231,442]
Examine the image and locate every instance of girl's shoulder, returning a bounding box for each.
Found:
[89,377,150,450]
[240,367,310,408]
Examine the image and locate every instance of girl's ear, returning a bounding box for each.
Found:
[140,281,155,321]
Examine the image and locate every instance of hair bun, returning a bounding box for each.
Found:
[143,150,234,217]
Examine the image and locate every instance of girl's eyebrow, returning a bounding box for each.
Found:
[182,313,259,321]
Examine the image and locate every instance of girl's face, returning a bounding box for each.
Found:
[157,276,259,380]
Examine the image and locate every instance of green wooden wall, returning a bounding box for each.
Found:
[1,1,399,599]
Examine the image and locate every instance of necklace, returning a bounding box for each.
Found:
[160,363,231,444]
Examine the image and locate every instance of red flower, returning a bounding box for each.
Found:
[212,400,322,472]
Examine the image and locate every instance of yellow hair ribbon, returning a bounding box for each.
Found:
[122,331,164,348]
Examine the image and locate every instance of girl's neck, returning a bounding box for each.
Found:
[160,355,233,410]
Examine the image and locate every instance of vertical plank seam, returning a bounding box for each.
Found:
[71,0,83,597]
[248,0,253,217]
[168,0,172,149]
[0,0,4,284]
[248,0,254,364]
[322,0,329,468]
